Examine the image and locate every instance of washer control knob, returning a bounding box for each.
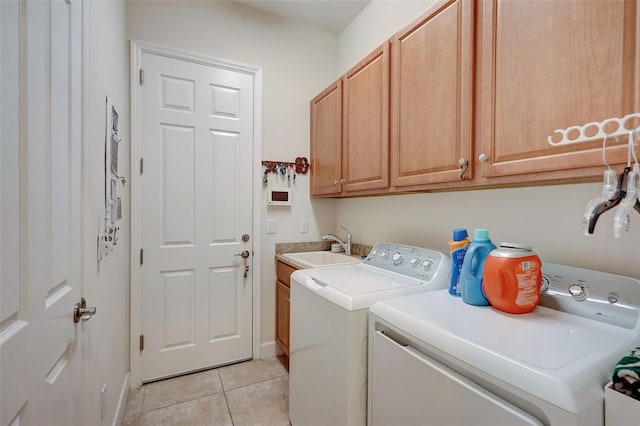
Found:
[380,252,389,259]
[409,258,419,268]
[392,253,403,265]
[607,292,618,304]
[422,260,433,271]
[540,275,550,293]
[370,250,379,258]
[568,284,587,301]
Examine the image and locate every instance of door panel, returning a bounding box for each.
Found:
[370,330,541,426]
[478,0,639,177]
[391,0,473,187]
[140,52,254,381]
[1,0,84,424]
[310,80,343,196]
[343,42,390,192]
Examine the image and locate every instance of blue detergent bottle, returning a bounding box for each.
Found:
[448,228,471,297]
[459,229,496,306]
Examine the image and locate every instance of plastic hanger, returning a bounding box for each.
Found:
[583,134,623,235]
[612,132,640,237]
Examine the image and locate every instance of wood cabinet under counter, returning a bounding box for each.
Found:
[275,259,297,367]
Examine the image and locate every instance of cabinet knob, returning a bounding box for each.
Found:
[340,178,346,184]
[334,179,339,185]
[478,153,489,162]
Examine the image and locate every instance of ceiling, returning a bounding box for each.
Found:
[233,0,371,33]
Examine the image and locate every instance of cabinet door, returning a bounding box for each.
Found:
[343,42,390,192]
[477,0,640,179]
[391,0,473,187]
[276,280,290,355]
[311,79,343,196]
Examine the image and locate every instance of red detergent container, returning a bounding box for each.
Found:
[482,243,542,314]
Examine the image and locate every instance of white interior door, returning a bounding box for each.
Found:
[0,0,85,424]
[139,51,254,381]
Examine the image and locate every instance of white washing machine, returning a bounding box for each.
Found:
[289,243,450,426]
[368,263,640,426]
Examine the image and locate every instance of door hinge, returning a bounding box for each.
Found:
[139,68,144,85]
[140,158,143,175]
[139,249,143,266]
[139,335,144,351]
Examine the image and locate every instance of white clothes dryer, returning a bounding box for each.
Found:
[288,243,450,426]
[368,263,640,426]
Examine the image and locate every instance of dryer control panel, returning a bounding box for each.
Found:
[363,243,449,283]
[540,263,640,329]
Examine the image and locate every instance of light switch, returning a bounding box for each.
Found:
[299,218,309,233]
[267,219,276,234]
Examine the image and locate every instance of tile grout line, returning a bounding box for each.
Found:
[216,369,236,425]
[222,372,289,394]
[222,388,235,426]
[126,358,289,424]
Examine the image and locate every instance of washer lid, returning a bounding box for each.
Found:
[304,265,422,295]
[370,290,639,414]
[292,264,448,311]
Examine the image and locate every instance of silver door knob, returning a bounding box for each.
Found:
[235,250,250,259]
[74,297,96,323]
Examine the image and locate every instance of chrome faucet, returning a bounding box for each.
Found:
[322,226,352,256]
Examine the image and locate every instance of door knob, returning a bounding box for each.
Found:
[235,250,250,259]
[74,297,97,323]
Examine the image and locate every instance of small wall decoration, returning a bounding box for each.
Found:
[261,157,309,186]
[98,96,126,261]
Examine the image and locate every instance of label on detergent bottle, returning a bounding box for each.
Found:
[449,228,471,297]
[515,260,542,306]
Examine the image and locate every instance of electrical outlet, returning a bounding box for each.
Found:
[267,219,276,234]
[299,218,309,233]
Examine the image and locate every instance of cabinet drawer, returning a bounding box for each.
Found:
[276,260,297,287]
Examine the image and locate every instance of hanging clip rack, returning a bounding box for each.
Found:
[548,113,640,147]
[262,157,309,186]
[547,113,640,237]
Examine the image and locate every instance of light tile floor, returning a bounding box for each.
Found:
[122,357,289,426]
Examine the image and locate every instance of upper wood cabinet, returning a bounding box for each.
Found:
[311,79,343,196]
[311,43,391,196]
[310,0,639,197]
[390,0,473,188]
[477,0,640,180]
[343,42,390,193]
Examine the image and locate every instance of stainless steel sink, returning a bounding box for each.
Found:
[280,251,361,268]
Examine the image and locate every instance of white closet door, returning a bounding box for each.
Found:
[0,0,85,424]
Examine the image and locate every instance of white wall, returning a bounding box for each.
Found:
[338,0,432,73]
[83,0,131,424]
[334,0,640,278]
[126,0,339,353]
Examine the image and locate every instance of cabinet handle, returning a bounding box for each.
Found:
[340,178,346,184]
[478,153,489,162]
[334,179,339,185]
[458,158,469,181]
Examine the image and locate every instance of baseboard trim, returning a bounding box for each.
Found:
[112,372,130,426]
[260,341,283,359]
